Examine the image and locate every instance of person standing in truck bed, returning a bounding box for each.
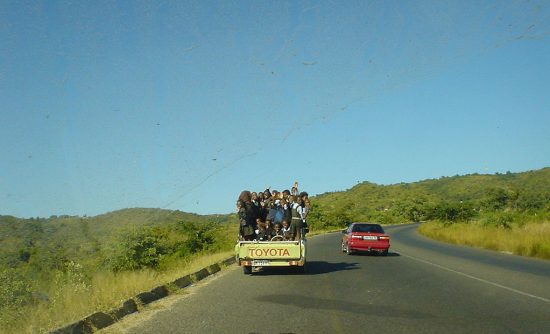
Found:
[289,195,303,240]
[299,191,310,234]
[238,191,257,240]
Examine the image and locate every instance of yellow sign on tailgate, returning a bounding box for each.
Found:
[239,242,301,259]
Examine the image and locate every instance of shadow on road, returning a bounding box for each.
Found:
[347,251,401,257]
[252,261,359,276]
[255,294,433,319]
[306,261,360,275]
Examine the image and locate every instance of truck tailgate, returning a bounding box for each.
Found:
[237,241,302,260]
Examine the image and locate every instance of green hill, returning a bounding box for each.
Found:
[308,168,550,229]
[0,208,234,276]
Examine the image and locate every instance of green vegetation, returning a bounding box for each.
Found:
[0,209,237,333]
[307,168,550,258]
[1,168,549,333]
[418,221,550,258]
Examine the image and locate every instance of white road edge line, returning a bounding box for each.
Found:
[396,250,550,304]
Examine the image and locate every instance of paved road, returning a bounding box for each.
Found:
[102,223,550,334]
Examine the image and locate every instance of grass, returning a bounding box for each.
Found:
[418,220,550,260]
[0,251,234,334]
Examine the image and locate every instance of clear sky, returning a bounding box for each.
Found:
[1,1,549,218]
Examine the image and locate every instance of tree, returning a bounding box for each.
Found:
[109,228,167,271]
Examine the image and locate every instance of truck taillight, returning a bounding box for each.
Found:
[289,260,304,266]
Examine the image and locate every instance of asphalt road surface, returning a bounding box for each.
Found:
[101,223,550,334]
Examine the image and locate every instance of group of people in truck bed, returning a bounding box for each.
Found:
[237,183,310,241]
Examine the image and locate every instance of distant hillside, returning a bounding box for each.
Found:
[2,168,549,262]
[4,167,547,261]
[89,208,232,237]
[308,167,550,229]
[0,208,235,278]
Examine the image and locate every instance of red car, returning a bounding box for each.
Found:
[341,223,390,255]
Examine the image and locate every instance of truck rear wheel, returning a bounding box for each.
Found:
[243,266,252,274]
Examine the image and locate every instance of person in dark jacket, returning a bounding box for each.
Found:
[282,197,292,226]
[238,191,256,240]
[257,191,269,221]
[251,192,261,222]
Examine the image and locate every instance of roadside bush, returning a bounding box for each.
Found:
[480,212,514,229]
[515,191,549,211]
[0,268,33,310]
[327,209,353,228]
[308,204,353,230]
[106,222,230,272]
[481,187,517,211]
[378,213,402,225]
[108,228,168,271]
[427,201,477,223]
[50,261,89,304]
[176,222,217,256]
[391,199,428,222]
[307,204,330,230]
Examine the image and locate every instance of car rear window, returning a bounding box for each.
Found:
[352,224,384,233]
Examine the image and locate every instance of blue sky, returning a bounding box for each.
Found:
[1,1,549,218]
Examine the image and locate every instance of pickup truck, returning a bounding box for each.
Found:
[235,237,307,274]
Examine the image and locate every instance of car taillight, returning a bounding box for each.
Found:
[351,235,363,239]
[378,236,390,240]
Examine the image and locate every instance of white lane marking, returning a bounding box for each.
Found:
[396,250,550,304]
